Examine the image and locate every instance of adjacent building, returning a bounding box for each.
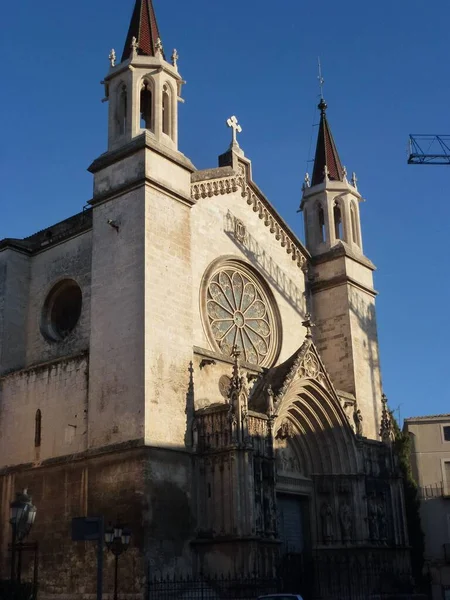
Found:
[404,415,450,600]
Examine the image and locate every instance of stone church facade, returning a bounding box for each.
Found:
[0,1,410,597]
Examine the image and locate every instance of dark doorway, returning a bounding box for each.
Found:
[277,494,312,596]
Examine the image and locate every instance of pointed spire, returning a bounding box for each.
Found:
[311,99,345,187]
[121,0,164,62]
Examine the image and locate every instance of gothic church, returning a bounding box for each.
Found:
[0,1,410,597]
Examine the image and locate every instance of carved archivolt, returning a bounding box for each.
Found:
[276,341,334,404]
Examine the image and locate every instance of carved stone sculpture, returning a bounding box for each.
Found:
[339,501,352,542]
[368,495,379,541]
[378,502,388,543]
[354,409,363,437]
[321,502,334,543]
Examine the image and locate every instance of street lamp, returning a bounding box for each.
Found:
[104,521,131,600]
[9,489,37,583]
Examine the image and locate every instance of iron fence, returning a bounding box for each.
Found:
[147,572,278,600]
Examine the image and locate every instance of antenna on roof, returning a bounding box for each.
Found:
[317,57,325,100]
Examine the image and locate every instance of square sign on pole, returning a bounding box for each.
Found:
[71,516,104,600]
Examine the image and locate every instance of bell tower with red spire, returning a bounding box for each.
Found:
[102,0,184,152]
[301,99,383,440]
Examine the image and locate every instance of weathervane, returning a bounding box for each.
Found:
[317,57,325,100]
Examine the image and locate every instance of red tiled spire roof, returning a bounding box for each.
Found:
[311,99,345,187]
[121,0,164,62]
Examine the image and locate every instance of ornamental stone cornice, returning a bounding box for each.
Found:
[191,167,310,270]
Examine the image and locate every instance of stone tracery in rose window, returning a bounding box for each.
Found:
[206,267,278,366]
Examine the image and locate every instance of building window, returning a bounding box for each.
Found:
[350,203,359,246]
[318,205,326,243]
[35,410,42,447]
[162,85,171,136]
[443,426,450,442]
[41,279,83,342]
[334,203,343,240]
[202,259,281,367]
[140,80,152,129]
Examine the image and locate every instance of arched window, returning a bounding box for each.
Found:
[334,202,343,240]
[140,80,153,130]
[35,410,42,447]
[162,85,171,136]
[350,203,359,246]
[116,84,127,136]
[318,205,326,243]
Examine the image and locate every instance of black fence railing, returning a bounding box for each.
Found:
[147,572,278,600]
[147,559,417,600]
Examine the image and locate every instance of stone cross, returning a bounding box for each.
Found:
[109,49,116,67]
[302,172,311,191]
[227,116,242,148]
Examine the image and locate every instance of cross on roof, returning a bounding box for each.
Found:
[227,116,242,148]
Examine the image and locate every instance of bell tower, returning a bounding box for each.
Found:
[301,99,383,440]
[103,0,183,152]
[87,0,195,450]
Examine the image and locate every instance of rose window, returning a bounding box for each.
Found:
[205,264,280,367]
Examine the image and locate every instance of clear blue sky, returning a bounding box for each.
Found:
[1,0,449,423]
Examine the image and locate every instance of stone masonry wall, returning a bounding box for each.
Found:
[25,232,92,368]
[0,354,89,468]
[0,446,194,600]
[0,249,31,374]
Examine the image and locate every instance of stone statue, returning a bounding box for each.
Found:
[368,495,379,541]
[339,501,352,542]
[378,502,388,543]
[321,502,334,543]
[354,409,363,436]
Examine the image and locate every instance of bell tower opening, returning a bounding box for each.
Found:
[318,205,326,243]
[333,202,343,240]
[140,80,153,130]
[162,84,171,137]
[116,84,127,136]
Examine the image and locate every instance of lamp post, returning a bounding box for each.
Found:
[104,522,131,600]
[9,489,37,584]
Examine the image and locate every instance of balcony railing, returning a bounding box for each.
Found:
[419,482,450,499]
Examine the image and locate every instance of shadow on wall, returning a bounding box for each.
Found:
[349,292,382,425]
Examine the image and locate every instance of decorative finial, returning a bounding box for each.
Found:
[318,57,325,100]
[343,166,348,180]
[318,98,328,114]
[324,164,330,180]
[131,37,138,58]
[302,313,315,339]
[171,49,179,69]
[109,49,116,67]
[379,393,393,443]
[302,172,311,191]
[351,172,358,189]
[227,115,242,149]
[155,37,164,56]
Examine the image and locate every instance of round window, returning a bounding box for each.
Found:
[41,280,82,342]
[202,260,280,367]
